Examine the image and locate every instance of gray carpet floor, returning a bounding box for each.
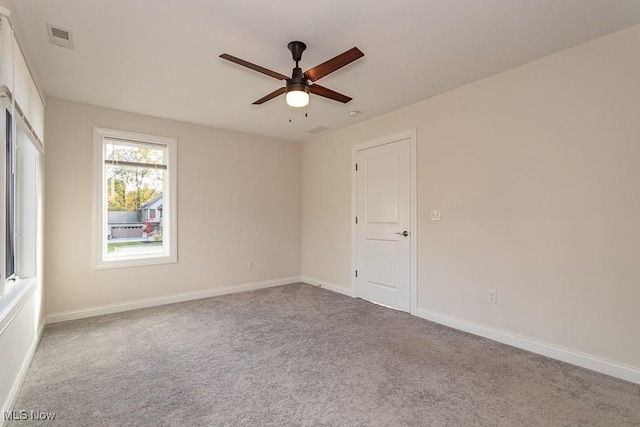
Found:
[10,283,640,426]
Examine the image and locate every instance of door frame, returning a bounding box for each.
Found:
[351,128,417,315]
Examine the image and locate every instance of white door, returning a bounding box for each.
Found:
[356,138,411,312]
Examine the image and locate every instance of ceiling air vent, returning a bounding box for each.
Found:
[47,23,74,49]
[306,126,330,134]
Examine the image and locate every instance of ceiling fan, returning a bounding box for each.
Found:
[220,41,364,109]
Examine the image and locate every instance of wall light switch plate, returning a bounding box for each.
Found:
[430,209,441,221]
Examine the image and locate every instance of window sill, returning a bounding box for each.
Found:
[93,254,177,270]
[0,277,38,335]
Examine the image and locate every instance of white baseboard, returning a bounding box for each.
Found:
[301,276,356,297]
[1,319,45,427]
[415,308,640,385]
[46,276,302,324]
[312,281,640,385]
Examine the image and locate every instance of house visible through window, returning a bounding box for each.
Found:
[94,128,177,269]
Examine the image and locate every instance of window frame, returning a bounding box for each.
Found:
[2,108,15,283]
[15,120,39,279]
[92,127,177,270]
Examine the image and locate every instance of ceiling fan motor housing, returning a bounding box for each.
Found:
[287,67,309,93]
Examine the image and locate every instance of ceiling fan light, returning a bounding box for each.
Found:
[286,89,310,108]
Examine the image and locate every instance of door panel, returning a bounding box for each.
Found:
[357,138,411,312]
[366,239,398,289]
[366,153,399,223]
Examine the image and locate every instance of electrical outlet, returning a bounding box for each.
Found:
[488,289,497,304]
[248,261,254,270]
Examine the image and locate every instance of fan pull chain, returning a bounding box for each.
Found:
[305,105,308,117]
[288,105,292,123]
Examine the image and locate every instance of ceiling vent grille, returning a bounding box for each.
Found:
[47,23,73,49]
[306,126,330,134]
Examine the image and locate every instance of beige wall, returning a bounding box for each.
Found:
[45,98,301,315]
[302,25,640,369]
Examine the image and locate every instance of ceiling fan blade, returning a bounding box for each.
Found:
[309,84,352,103]
[304,47,364,82]
[253,87,287,105]
[220,54,289,81]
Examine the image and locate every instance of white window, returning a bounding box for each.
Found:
[0,12,44,313]
[93,127,177,269]
[1,108,40,286]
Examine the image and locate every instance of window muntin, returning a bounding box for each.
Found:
[93,128,177,269]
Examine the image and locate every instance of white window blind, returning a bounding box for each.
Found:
[0,14,45,149]
[14,38,44,144]
[0,15,13,98]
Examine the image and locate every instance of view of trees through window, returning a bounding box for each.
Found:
[105,138,166,255]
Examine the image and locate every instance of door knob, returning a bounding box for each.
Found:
[395,231,409,237]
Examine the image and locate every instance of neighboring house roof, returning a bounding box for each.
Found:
[140,193,163,210]
[109,194,163,225]
[108,211,141,225]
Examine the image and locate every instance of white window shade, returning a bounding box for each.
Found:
[0,15,13,98]
[14,39,44,144]
[0,14,45,148]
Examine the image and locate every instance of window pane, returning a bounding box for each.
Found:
[17,127,37,278]
[105,140,165,258]
[105,138,165,165]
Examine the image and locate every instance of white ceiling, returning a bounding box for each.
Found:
[12,0,640,142]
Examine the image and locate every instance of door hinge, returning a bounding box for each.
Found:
[355,216,358,224]
[355,270,358,277]
[355,163,358,171]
